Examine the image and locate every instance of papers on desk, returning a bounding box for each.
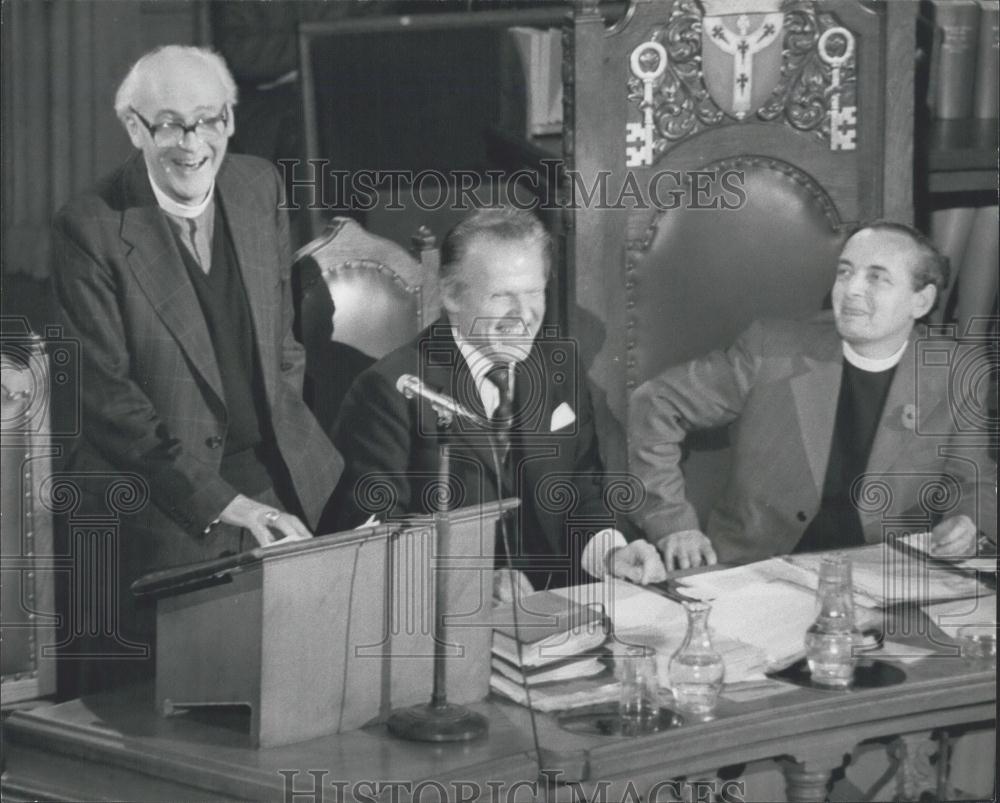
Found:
[788,544,989,606]
[895,532,999,573]
[676,559,818,600]
[492,544,996,714]
[921,594,997,638]
[552,578,688,638]
[671,548,981,671]
[678,545,990,611]
[553,581,782,682]
[705,581,815,670]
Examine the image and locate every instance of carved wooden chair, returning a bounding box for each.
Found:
[563,0,916,517]
[1,333,56,701]
[292,217,440,435]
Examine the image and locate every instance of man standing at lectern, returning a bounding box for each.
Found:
[51,45,342,689]
[331,208,665,595]
[630,222,996,568]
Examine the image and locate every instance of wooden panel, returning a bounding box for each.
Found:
[142,501,509,747]
[157,570,264,718]
[881,0,916,223]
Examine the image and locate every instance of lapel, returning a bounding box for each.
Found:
[120,155,224,402]
[513,342,562,489]
[790,325,843,496]
[865,332,922,477]
[512,345,552,438]
[216,159,278,399]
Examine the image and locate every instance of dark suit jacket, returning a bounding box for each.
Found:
[330,324,616,588]
[630,313,997,564]
[51,152,343,581]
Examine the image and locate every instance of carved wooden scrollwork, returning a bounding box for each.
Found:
[627,0,859,164]
[626,154,842,255]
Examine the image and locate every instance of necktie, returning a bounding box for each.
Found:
[187,217,211,274]
[485,363,513,458]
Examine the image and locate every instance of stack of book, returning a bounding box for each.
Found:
[490,590,619,712]
[921,3,997,337]
[926,0,998,120]
[929,203,998,330]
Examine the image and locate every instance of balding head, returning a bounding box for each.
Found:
[114,45,237,123]
[116,46,237,206]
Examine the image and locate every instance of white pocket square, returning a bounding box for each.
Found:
[550,402,576,432]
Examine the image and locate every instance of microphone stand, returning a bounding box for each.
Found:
[387,404,489,742]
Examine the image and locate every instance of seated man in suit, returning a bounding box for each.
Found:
[629,221,996,568]
[51,45,343,690]
[331,208,665,594]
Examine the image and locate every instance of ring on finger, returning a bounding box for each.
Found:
[262,510,280,524]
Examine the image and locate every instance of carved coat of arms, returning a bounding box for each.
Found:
[699,0,784,119]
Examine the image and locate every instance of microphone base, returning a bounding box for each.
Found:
[386,702,489,742]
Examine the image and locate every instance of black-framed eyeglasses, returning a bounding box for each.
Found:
[130,106,229,147]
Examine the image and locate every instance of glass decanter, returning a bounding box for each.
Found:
[669,601,725,718]
[804,553,858,688]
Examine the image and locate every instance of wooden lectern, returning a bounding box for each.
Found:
[131,500,516,747]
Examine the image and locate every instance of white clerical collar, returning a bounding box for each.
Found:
[842,340,908,372]
[148,170,214,218]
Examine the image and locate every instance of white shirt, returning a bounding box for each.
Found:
[452,328,621,581]
[454,332,513,419]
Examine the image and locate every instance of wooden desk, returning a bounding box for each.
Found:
[3,648,994,802]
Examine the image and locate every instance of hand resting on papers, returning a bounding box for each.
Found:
[930,514,979,556]
[606,540,669,584]
[651,513,981,571]
[655,529,718,571]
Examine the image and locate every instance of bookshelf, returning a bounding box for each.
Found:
[915,0,998,333]
[924,119,1000,194]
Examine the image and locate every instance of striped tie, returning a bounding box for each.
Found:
[486,363,513,459]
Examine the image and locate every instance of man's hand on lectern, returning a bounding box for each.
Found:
[218,494,313,547]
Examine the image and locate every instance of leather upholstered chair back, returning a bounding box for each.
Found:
[292,217,439,434]
[629,158,845,382]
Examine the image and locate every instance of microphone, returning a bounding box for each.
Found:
[395,374,485,425]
